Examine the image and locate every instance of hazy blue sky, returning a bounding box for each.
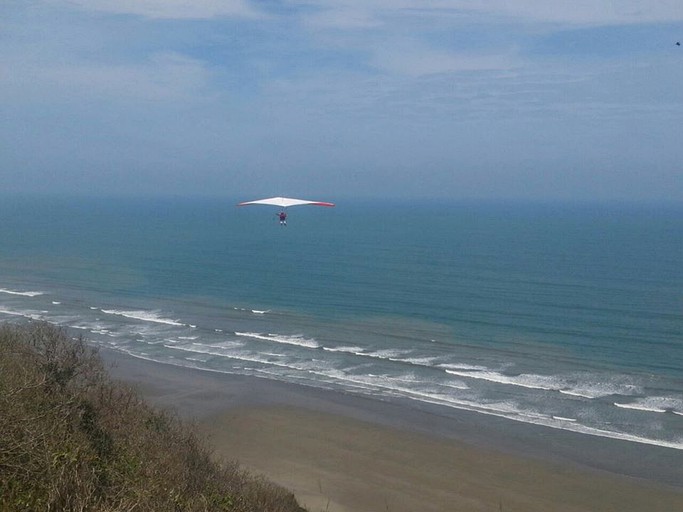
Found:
[2,1,682,200]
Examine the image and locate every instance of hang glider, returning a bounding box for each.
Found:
[237,197,335,208]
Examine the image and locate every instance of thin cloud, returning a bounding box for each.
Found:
[301,7,382,29]
[51,0,263,19]
[462,0,683,25]
[2,0,682,200]
[290,1,683,26]
[371,42,520,76]
[3,51,212,103]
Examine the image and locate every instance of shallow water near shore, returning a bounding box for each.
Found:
[102,348,683,490]
[1,195,682,454]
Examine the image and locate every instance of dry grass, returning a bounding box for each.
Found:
[0,321,306,512]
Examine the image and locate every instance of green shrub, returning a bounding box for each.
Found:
[0,322,305,512]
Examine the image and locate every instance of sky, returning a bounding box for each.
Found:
[1,1,682,201]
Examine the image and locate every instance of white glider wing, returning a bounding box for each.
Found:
[237,196,335,208]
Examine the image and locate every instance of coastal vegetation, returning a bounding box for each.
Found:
[0,322,305,512]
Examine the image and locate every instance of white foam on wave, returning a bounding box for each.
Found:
[362,348,414,361]
[229,352,300,369]
[296,345,439,372]
[164,340,246,358]
[559,389,596,398]
[107,342,683,451]
[186,355,211,363]
[444,369,561,391]
[196,348,332,376]
[0,288,44,297]
[232,307,271,315]
[100,309,185,326]
[558,423,683,450]
[614,396,683,414]
[614,402,667,413]
[559,378,642,399]
[438,363,489,371]
[432,396,683,450]
[312,371,496,414]
[322,348,437,370]
[398,356,442,366]
[442,378,469,391]
[90,329,115,337]
[444,369,645,399]
[52,301,61,305]
[204,340,245,350]
[235,332,319,349]
[0,308,43,320]
[323,345,365,355]
[260,352,287,358]
[327,347,427,365]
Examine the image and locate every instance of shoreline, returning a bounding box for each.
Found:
[101,349,683,511]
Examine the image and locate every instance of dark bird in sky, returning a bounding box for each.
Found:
[677,42,681,46]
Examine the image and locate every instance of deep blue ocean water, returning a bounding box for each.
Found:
[1,195,681,449]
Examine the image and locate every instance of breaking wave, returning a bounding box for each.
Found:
[235,332,319,349]
[100,309,186,326]
[0,288,44,297]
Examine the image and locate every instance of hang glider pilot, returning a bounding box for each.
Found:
[237,197,335,225]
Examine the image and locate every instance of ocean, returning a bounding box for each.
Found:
[1,194,681,450]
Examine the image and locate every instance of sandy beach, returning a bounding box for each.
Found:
[102,349,683,512]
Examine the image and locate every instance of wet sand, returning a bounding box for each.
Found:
[102,350,683,512]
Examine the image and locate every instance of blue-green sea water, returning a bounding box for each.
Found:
[1,195,681,449]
